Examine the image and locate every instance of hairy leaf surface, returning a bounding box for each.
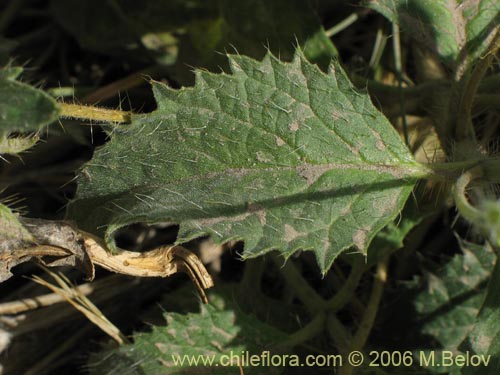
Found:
[0,67,60,136]
[461,249,500,374]
[89,293,288,375]
[367,0,500,72]
[376,240,494,374]
[69,52,424,272]
[414,239,495,350]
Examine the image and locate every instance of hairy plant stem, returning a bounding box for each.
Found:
[425,158,500,181]
[81,65,165,104]
[351,71,500,100]
[455,29,500,142]
[391,22,409,146]
[59,103,131,124]
[452,166,483,224]
[338,257,389,375]
[350,72,500,120]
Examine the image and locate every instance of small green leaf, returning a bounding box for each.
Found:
[414,239,495,350]
[0,66,60,149]
[89,292,288,375]
[460,250,500,374]
[379,240,494,374]
[69,51,425,273]
[367,199,425,265]
[366,0,500,70]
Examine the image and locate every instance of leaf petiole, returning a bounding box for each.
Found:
[59,103,131,124]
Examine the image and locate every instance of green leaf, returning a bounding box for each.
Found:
[460,250,500,374]
[0,66,60,154]
[88,292,289,375]
[68,51,425,273]
[367,199,425,265]
[414,239,495,350]
[376,240,494,374]
[366,0,500,70]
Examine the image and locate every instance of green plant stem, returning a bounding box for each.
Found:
[238,258,267,311]
[81,65,164,104]
[326,313,353,354]
[272,255,325,315]
[327,256,365,312]
[350,73,500,120]
[338,257,389,375]
[47,87,77,98]
[278,313,326,349]
[351,257,388,349]
[428,157,500,184]
[239,258,265,294]
[326,262,365,316]
[350,74,447,98]
[456,28,500,141]
[351,72,500,101]
[392,22,409,146]
[325,13,360,38]
[368,26,387,71]
[452,166,483,224]
[59,103,131,124]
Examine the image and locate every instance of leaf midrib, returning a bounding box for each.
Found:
[86,161,423,197]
